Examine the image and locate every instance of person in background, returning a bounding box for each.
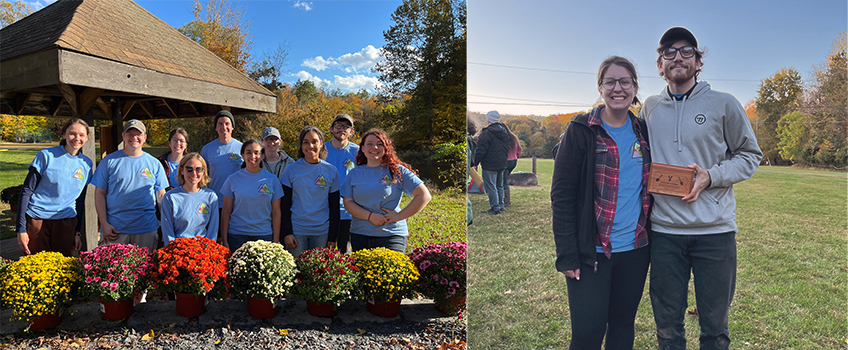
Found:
[200,110,243,236]
[466,117,477,226]
[92,119,168,252]
[472,111,511,215]
[157,128,189,190]
[280,126,340,257]
[259,126,294,180]
[341,129,431,253]
[16,118,93,256]
[323,114,359,253]
[160,153,219,245]
[551,56,651,349]
[504,127,522,208]
[219,139,282,253]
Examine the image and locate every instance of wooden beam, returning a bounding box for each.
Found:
[51,97,64,117]
[15,93,32,115]
[56,82,78,117]
[186,101,200,116]
[95,98,110,116]
[163,99,179,119]
[122,101,136,117]
[138,101,154,119]
[78,88,104,117]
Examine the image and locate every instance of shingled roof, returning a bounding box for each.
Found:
[0,0,275,119]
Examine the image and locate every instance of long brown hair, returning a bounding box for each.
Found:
[355,129,414,184]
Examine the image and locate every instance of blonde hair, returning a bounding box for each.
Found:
[176,153,210,188]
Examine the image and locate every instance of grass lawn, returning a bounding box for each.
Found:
[468,158,846,349]
[0,143,465,250]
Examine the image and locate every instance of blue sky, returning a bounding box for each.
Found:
[468,0,847,116]
[26,0,402,93]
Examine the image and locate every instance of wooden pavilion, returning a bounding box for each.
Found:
[0,0,276,250]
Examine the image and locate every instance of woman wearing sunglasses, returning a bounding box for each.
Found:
[551,56,652,349]
[160,153,219,245]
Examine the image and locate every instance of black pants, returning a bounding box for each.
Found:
[335,220,351,254]
[565,246,650,350]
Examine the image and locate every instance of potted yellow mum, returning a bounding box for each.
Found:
[350,247,419,318]
[0,252,80,330]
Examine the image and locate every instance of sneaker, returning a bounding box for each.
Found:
[481,209,499,215]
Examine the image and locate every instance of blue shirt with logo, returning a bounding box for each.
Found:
[324,141,359,220]
[221,169,283,236]
[281,159,340,236]
[341,164,423,237]
[91,150,168,234]
[200,139,243,207]
[599,117,643,253]
[26,146,93,220]
[160,186,219,244]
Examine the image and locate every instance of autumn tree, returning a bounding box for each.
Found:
[248,43,291,91]
[775,111,808,162]
[178,0,252,73]
[0,0,32,28]
[754,67,804,164]
[801,32,847,168]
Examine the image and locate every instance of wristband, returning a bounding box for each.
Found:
[368,212,372,221]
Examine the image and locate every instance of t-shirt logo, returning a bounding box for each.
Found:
[380,174,394,184]
[632,142,642,159]
[228,152,239,160]
[258,183,271,194]
[315,175,328,186]
[73,168,84,180]
[197,203,210,214]
[343,158,355,169]
[141,167,153,178]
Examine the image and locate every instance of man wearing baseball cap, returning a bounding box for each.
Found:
[260,126,294,180]
[640,27,761,349]
[324,114,358,252]
[91,119,168,252]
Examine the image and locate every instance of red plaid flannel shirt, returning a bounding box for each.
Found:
[587,108,650,259]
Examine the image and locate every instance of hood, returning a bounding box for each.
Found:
[658,81,712,152]
[485,122,510,141]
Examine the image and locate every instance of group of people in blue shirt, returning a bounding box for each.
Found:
[16,111,432,260]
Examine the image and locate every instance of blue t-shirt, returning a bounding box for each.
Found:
[281,159,340,236]
[200,139,243,206]
[599,117,643,253]
[91,150,168,234]
[221,169,284,236]
[26,146,93,220]
[160,186,219,244]
[167,158,180,188]
[341,164,424,237]
[324,141,359,220]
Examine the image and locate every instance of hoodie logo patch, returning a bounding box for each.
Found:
[694,114,706,125]
[197,203,210,214]
[315,175,328,186]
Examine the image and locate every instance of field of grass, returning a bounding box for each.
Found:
[0,144,465,249]
[468,158,847,349]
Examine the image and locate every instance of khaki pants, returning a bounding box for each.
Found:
[100,230,159,253]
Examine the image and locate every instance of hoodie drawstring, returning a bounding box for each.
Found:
[672,95,687,152]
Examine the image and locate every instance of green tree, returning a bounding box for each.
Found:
[802,32,847,168]
[0,0,33,28]
[178,0,252,73]
[375,0,467,148]
[754,67,804,164]
[776,111,808,162]
[248,43,291,91]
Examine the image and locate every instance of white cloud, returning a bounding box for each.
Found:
[294,71,329,89]
[330,74,382,92]
[336,45,382,71]
[301,56,336,71]
[293,1,313,11]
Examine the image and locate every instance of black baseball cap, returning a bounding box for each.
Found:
[660,27,698,49]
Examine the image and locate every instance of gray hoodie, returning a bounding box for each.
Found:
[640,81,762,234]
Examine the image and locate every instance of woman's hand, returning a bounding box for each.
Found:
[562,269,581,280]
[381,207,401,224]
[368,212,388,226]
[74,234,82,252]
[17,232,31,255]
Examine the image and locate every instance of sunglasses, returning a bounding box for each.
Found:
[184,166,204,173]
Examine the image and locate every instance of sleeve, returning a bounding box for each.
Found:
[160,193,176,245]
[90,157,109,190]
[340,170,354,198]
[220,177,235,199]
[15,167,41,233]
[205,192,220,242]
[473,131,489,167]
[707,98,763,188]
[281,185,293,238]
[271,178,284,202]
[280,167,293,188]
[74,185,87,233]
[400,166,424,195]
[328,191,340,241]
[550,122,589,272]
[153,159,169,191]
[329,166,341,193]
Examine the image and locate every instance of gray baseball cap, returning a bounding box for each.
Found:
[123,119,146,134]
[331,114,354,127]
[261,127,281,140]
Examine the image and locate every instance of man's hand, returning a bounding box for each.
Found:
[562,269,580,280]
[682,163,710,203]
[284,235,298,250]
[101,222,120,241]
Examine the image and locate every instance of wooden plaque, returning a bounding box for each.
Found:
[647,163,695,198]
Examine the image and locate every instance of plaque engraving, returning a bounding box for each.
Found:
[647,163,695,198]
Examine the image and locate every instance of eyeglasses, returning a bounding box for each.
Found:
[333,123,352,131]
[600,77,635,90]
[661,46,696,60]
[184,166,204,173]
[170,139,186,144]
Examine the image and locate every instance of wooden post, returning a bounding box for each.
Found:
[532,155,537,174]
[81,109,98,252]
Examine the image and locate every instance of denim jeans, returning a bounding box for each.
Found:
[287,234,329,257]
[481,168,506,211]
[227,233,274,254]
[650,231,736,350]
[350,233,407,253]
[565,246,650,349]
[504,159,517,197]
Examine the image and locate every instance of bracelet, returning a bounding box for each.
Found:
[368,212,372,221]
